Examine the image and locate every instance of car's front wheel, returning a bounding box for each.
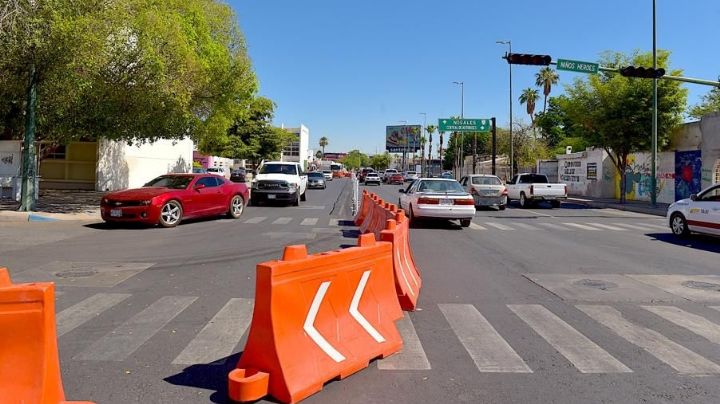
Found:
[300,191,307,202]
[228,195,244,219]
[460,219,471,227]
[159,200,183,228]
[670,213,690,237]
[519,192,529,208]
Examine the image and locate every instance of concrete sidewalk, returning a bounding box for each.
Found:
[0,189,102,222]
[567,196,669,217]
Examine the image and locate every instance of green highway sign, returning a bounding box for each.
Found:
[556,58,599,74]
[438,118,491,132]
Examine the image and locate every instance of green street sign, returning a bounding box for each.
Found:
[556,58,599,74]
[438,118,491,132]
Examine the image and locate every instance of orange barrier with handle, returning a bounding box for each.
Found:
[353,190,370,226]
[0,268,94,404]
[359,195,382,235]
[228,234,403,403]
[380,211,423,311]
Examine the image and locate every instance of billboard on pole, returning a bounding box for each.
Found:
[386,125,421,153]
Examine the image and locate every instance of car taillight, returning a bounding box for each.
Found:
[417,197,439,205]
[501,187,508,196]
[530,185,534,195]
[454,199,474,205]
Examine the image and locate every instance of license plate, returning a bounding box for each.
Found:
[110,209,122,217]
[439,199,452,206]
[267,194,276,200]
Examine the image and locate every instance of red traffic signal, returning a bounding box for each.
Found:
[619,66,665,79]
[505,53,552,66]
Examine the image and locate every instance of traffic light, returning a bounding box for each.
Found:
[505,53,552,66]
[619,66,665,79]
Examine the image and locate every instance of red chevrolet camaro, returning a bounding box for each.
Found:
[100,174,249,227]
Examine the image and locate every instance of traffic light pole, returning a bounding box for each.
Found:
[651,0,658,207]
[491,117,497,176]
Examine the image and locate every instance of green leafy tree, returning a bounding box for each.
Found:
[370,153,391,171]
[535,67,560,113]
[688,87,720,119]
[563,50,687,202]
[315,150,323,159]
[534,96,573,147]
[319,136,329,157]
[519,88,539,125]
[341,150,369,170]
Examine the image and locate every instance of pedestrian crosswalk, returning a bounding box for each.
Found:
[242,216,342,227]
[469,220,668,233]
[56,292,720,376]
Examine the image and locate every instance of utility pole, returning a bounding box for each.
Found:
[496,40,513,179]
[20,64,38,211]
[491,117,497,175]
[651,0,658,207]
[453,81,464,179]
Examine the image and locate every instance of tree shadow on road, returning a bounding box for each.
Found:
[648,232,720,254]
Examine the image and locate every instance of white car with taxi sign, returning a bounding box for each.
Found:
[667,183,720,237]
[398,178,475,227]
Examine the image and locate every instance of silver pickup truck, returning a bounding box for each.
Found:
[506,173,567,208]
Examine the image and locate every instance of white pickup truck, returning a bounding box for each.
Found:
[506,173,567,208]
[250,161,307,206]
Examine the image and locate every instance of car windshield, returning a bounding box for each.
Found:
[472,176,502,185]
[367,174,379,178]
[417,180,465,193]
[144,176,192,189]
[308,173,324,178]
[323,170,332,174]
[260,164,297,175]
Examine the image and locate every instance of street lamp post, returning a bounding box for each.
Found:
[651,0,658,207]
[496,40,512,179]
[453,81,464,179]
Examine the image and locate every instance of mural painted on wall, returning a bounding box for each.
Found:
[615,152,675,203]
[674,150,702,200]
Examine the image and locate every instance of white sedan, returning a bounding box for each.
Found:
[398,178,475,227]
[667,183,720,237]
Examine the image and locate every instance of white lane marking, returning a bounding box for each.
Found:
[509,304,631,373]
[329,218,340,227]
[378,315,430,370]
[300,218,319,226]
[172,298,254,365]
[439,304,532,373]
[633,222,668,230]
[577,305,720,374]
[642,306,720,345]
[75,296,197,361]
[523,209,554,217]
[563,223,602,231]
[586,223,627,231]
[349,271,385,343]
[485,222,514,231]
[272,217,292,225]
[244,216,267,224]
[537,222,571,231]
[469,222,487,230]
[513,222,541,231]
[57,293,131,337]
[295,205,326,210]
[304,281,345,362]
[612,223,656,231]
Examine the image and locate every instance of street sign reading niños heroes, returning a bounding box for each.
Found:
[438,119,491,132]
[556,59,598,74]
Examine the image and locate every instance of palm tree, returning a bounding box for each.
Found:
[318,136,328,158]
[419,134,427,175]
[519,88,539,124]
[535,67,559,113]
[438,131,445,172]
[425,125,436,175]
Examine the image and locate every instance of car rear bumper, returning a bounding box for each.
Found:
[413,205,475,220]
[365,180,381,185]
[529,195,567,201]
[474,195,507,206]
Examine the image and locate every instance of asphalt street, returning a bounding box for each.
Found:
[3,178,720,403]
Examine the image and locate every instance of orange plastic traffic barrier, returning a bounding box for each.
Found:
[0,268,94,404]
[228,234,403,403]
[353,190,371,226]
[380,211,423,311]
[359,195,383,235]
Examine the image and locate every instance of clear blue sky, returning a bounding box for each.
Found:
[228,0,720,155]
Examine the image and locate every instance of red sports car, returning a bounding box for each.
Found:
[388,173,404,185]
[100,174,249,227]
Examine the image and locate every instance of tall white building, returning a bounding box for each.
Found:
[280,124,310,169]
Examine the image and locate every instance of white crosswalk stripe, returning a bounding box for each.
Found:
[439,304,531,373]
[173,298,254,365]
[300,218,319,226]
[513,222,541,231]
[585,223,627,231]
[633,222,668,230]
[485,222,514,231]
[509,304,631,373]
[272,217,292,225]
[57,293,131,337]
[469,222,487,230]
[244,216,267,224]
[75,296,197,361]
[329,218,341,227]
[642,306,720,345]
[377,315,431,370]
[563,223,602,231]
[612,223,656,231]
[537,222,571,231]
[577,305,720,374]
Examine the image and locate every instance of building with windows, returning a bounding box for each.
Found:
[280,124,309,169]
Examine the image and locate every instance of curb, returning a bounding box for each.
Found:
[0,211,100,223]
[567,198,667,217]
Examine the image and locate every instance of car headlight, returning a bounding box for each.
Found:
[102,198,108,205]
[288,183,298,191]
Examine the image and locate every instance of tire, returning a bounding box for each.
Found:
[300,191,307,202]
[292,193,300,206]
[159,200,183,228]
[519,192,529,208]
[460,219,471,227]
[551,200,561,209]
[499,205,506,211]
[408,204,415,222]
[670,213,690,237]
[228,195,244,219]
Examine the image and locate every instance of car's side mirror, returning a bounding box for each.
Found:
[194,184,206,190]
[690,194,698,201]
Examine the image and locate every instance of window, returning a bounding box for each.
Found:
[144,176,193,189]
[417,180,464,193]
[714,160,720,184]
[510,175,518,184]
[46,145,66,160]
[196,177,219,188]
[472,176,501,185]
[460,177,468,186]
[698,185,720,202]
[259,164,297,175]
[519,174,548,184]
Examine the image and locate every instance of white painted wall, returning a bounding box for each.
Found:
[97,138,193,191]
[700,112,720,188]
[556,148,614,198]
[0,140,22,199]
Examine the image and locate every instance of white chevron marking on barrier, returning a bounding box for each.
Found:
[350,271,386,343]
[303,281,346,362]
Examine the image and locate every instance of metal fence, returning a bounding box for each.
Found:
[351,173,359,216]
